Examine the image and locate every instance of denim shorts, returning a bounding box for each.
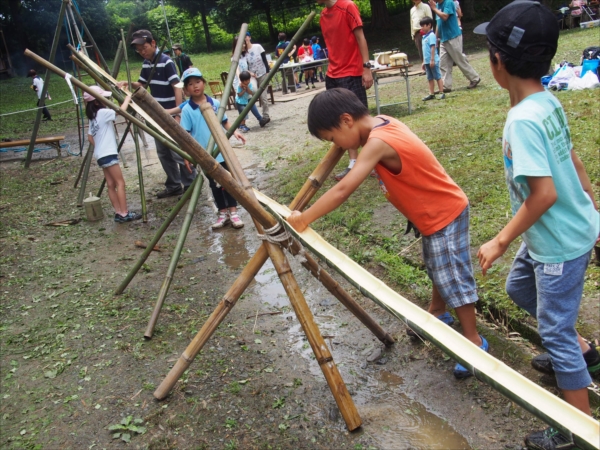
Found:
[421,205,478,309]
[425,64,441,81]
[506,243,592,391]
[97,154,119,168]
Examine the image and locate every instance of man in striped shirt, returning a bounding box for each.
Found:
[117,30,196,198]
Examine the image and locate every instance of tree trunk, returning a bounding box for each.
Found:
[265,5,276,43]
[369,0,391,29]
[461,0,475,21]
[200,2,212,53]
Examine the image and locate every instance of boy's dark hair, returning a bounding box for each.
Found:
[303,38,310,46]
[85,100,103,121]
[239,71,251,82]
[183,75,206,87]
[278,32,287,42]
[307,88,369,139]
[488,40,551,80]
[420,17,434,27]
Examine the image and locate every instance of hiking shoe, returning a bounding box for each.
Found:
[230,212,244,229]
[438,93,446,100]
[211,212,230,230]
[524,427,575,450]
[531,345,600,375]
[407,312,455,339]
[454,335,489,379]
[467,79,481,89]
[156,186,183,198]
[334,167,351,181]
[239,125,250,133]
[115,211,142,223]
[443,87,452,93]
[259,116,270,128]
[422,94,435,101]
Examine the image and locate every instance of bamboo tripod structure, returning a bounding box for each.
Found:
[132,88,366,431]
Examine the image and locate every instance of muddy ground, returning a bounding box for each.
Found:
[0,80,596,450]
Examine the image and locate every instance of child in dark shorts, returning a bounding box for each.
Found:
[420,17,445,101]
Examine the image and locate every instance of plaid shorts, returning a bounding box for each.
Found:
[325,75,368,108]
[421,205,478,309]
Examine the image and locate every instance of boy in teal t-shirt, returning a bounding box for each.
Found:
[420,17,444,101]
[475,3,599,449]
[235,71,264,133]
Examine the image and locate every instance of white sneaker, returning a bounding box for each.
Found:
[230,212,244,229]
[211,212,230,229]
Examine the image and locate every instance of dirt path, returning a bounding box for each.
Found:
[0,86,583,450]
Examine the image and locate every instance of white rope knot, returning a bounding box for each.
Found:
[257,221,292,244]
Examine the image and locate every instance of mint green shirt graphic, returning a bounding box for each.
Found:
[502,91,599,263]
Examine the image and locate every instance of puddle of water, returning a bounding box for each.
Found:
[360,400,471,450]
[253,259,288,307]
[207,228,250,270]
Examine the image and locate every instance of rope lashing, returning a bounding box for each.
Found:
[257,221,293,244]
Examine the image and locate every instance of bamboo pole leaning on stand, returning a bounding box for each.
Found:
[25,0,69,169]
[134,89,361,430]
[74,142,93,189]
[120,28,147,222]
[143,23,248,338]
[69,1,110,73]
[77,143,94,207]
[200,102,362,431]
[112,41,124,79]
[24,49,194,166]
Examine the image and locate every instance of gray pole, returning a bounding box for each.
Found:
[24,0,69,168]
[161,0,174,50]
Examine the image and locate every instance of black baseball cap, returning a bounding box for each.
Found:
[131,30,154,46]
[474,1,558,62]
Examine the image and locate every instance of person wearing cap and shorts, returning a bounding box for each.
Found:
[317,0,374,181]
[475,3,600,449]
[27,69,52,121]
[428,0,480,92]
[116,30,196,199]
[172,43,193,76]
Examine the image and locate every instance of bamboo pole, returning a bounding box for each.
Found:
[23,49,195,165]
[69,1,110,73]
[68,47,125,103]
[74,142,93,188]
[144,176,204,338]
[112,41,124,79]
[143,23,248,337]
[199,102,361,431]
[77,143,94,207]
[24,0,69,169]
[120,28,147,222]
[114,178,198,295]
[154,245,269,400]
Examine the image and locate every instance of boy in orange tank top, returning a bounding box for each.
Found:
[287,88,487,379]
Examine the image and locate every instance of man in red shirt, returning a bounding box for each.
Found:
[318,0,374,180]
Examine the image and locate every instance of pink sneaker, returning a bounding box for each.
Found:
[230,212,244,229]
[211,212,230,229]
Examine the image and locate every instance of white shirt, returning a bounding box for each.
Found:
[246,43,267,78]
[32,77,45,100]
[88,109,118,160]
[410,2,433,36]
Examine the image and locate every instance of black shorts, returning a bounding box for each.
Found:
[325,75,368,108]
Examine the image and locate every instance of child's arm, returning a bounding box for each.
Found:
[287,139,389,232]
[477,176,557,274]
[430,44,436,67]
[222,119,246,145]
[571,149,598,211]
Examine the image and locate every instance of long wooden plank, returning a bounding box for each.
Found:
[0,136,65,149]
[253,189,600,450]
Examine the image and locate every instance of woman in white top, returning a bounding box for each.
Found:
[85,86,141,223]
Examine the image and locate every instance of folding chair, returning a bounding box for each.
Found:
[581,3,597,21]
[220,72,236,110]
[208,81,223,100]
